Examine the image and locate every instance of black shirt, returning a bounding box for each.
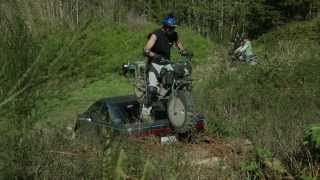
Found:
[148,29,178,60]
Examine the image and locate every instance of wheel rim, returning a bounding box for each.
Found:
[168,97,186,128]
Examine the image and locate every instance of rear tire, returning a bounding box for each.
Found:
[167,91,194,133]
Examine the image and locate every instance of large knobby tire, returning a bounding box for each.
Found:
[167,91,194,133]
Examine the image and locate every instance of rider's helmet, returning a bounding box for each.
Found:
[162,15,177,27]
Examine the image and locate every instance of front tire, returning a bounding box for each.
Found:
[167,91,194,133]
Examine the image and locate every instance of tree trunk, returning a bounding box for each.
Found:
[76,0,79,25]
[220,0,224,41]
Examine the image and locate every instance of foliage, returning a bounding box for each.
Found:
[240,161,263,179]
[196,18,320,176]
[0,2,215,177]
[0,0,319,179]
[113,0,320,38]
[4,0,316,40]
[256,147,273,159]
[246,0,282,37]
[304,123,320,160]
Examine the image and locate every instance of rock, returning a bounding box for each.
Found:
[160,136,177,145]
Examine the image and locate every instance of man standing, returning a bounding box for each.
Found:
[142,15,187,121]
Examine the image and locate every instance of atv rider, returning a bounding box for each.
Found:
[234,33,255,62]
[142,15,188,121]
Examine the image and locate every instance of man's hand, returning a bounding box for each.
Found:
[144,34,157,57]
[180,49,188,55]
[143,48,162,60]
[143,48,152,57]
[234,47,241,54]
[180,49,193,57]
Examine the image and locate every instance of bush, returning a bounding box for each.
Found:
[304,124,320,161]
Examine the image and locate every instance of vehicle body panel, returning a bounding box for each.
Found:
[76,95,205,137]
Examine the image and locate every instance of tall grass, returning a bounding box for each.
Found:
[100,137,241,179]
[2,1,319,178]
[196,18,320,176]
[0,1,216,177]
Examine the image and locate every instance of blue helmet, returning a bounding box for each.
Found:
[162,16,177,27]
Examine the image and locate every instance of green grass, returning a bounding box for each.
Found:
[0,18,217,178]
[4,8,319,178]
[35,75,133,129]
[196,17,320,177]
[32,21,216,129]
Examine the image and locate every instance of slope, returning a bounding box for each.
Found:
[196,17,320,177]
[0,21,216,178]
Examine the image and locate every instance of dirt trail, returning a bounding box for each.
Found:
[134,132,255,171]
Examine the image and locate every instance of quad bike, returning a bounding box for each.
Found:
[230,51,258,65]
[228,33,258,66]
[133,52,196,133]
[74,53,205,139]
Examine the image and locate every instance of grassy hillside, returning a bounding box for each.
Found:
[0,20,216,178]
[1,5,319,177]
[196,17,320,176]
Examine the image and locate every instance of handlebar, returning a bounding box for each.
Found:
[154,54,193,63]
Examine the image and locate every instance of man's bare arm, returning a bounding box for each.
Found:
[144,34,157,57]
[176,40,185,52]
